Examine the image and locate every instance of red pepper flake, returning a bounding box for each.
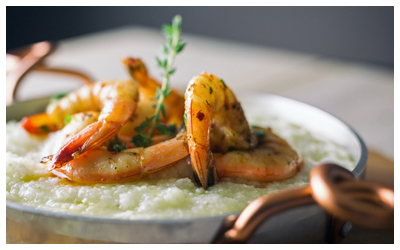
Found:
[196,111,205,121]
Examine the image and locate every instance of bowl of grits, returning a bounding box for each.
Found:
[6,90,367,243]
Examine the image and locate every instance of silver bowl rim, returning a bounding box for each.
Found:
[6,92,368,224]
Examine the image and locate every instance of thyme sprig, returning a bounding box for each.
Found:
[131,15,186,148]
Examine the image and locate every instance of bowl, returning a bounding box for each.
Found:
[6,92,367,243]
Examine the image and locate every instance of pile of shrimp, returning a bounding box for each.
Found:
[21,58,302,190]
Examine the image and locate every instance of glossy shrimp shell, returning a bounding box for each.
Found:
[214,127,303,182]
[118,57,185,137]
[50,132,189,183]
[45,80,139,169]
[184,73,257,189]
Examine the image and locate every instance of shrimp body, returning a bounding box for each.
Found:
[50,132,189,183]
[120,57,185,134]
[214,127,302,181]
[185,73,257,189]
[22,58,183,137]
[46,80,139,168]
[49,126,301,184]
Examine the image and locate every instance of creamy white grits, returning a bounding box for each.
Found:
[6,118,355,219]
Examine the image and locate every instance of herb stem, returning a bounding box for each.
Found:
[130,15,185,148]
[147,15,182,137]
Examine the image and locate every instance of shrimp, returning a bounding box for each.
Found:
[214,127,302,182]
[120,57,185,131]
[50,131,189,183]
[22,58,183,137]
[42,111,100,155]
[48,126,301,185]
[42,80,139,168]
[185,73,257,189]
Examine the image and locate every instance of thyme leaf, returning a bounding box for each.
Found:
[130,15,186,148]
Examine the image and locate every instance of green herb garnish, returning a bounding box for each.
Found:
[113,142,126,153]
[254,130,266,138]
[112,135,127,152]
[64,114,72,125]
[220,79,227,88]
[40,125,50,132]
[49,93,67,104]
[183,113,188,125]
[131,15,186,148]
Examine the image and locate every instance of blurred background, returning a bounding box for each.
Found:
[7,6,393,67]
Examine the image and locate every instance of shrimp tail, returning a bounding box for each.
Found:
[193,162,218,188]
[20,113,59,135]
[49,116,134,169]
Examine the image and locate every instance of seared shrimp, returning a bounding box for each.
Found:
[121,57,185,128]
[22,58,184,137]
[43,80,139,168]
[214,127,302,181]
[48,126,301,185]
[185,73,257,189]
[50,131,189,183]
[42,112,100,155]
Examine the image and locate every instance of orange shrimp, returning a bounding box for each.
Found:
[121,57,185,130]
[50,131,189,183]
[184,73,257,189]
[214,127,302,182]
[42,80,139,168]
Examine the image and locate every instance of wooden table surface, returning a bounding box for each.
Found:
[7,26,394,243]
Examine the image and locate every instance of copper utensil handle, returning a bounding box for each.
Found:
[6,42,54,105]
[310,163,394,229]
[6,42,93,106]
[213,163,394,243]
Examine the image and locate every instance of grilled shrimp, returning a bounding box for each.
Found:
[42,80,139,168]
[44,100,300,185]
[185,73,257,189]
[42,111,100,155]
[118,57,185,136]
[215,127,302,181]
[48,125,300,184]
[22,58,183,137]
[50,131,189,183]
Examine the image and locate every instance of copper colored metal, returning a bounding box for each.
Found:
[213,163,394,243]
[212,186,314,243]
[33,66,93,85]
[6,42,55,105]
[310,163,394,230]
[6,42,93,106]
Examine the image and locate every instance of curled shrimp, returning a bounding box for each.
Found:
[118,57,185,136]
[50,131,189,183]
[48,126,301,185]
[44,97,300,185]
[21,58,183,137]
[214,127,302,182]
[185,73,257,189]
[42,111,100,155]
[42,80,139,168]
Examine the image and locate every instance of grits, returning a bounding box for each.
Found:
[6,117,355,219]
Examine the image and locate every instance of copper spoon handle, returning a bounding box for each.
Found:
[213,163,394,243]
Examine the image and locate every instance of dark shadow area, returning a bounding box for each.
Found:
[6,6,393,67]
